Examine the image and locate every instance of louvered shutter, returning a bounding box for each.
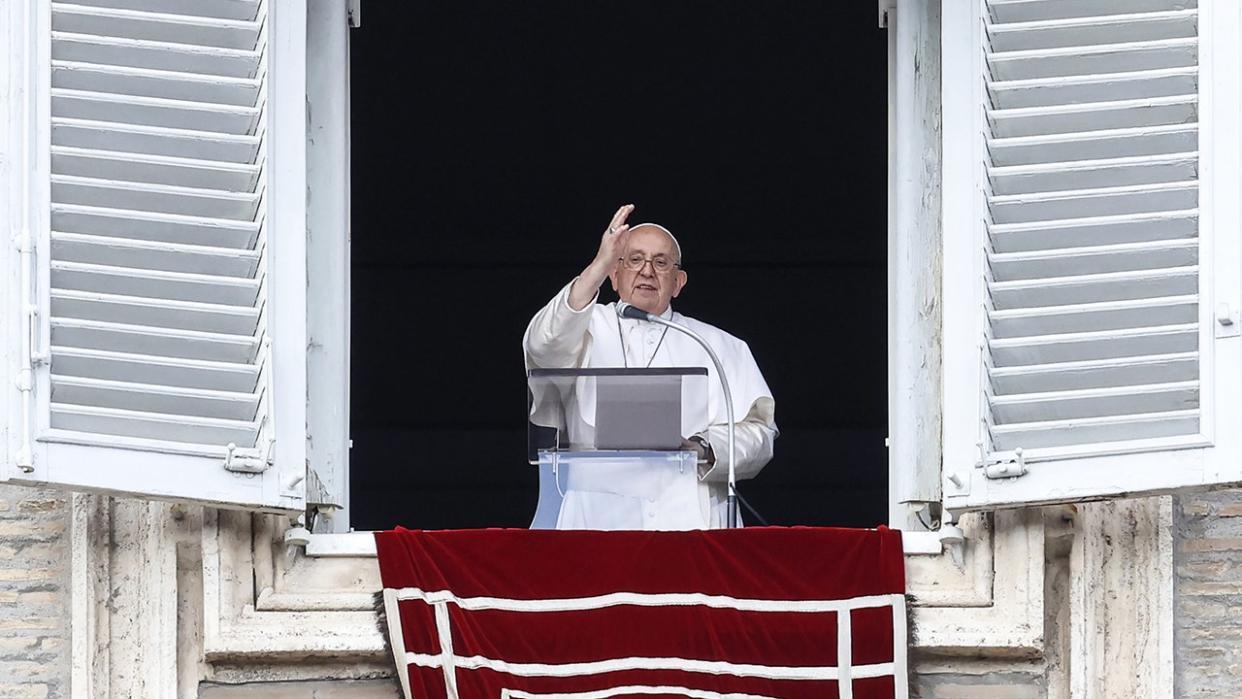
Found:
[3,0,308,512]
[942,0,1242,510]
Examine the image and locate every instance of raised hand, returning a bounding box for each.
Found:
[592,204,634,272]
[569,204,635,310]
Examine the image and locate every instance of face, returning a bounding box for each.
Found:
[609,225,688,315]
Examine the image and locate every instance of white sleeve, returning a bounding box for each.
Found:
[698,397,777,483]
[523,279,598,369]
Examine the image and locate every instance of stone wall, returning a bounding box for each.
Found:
[1176,489,1242,696]
[0,485,1223,698]
[0,485,70,699]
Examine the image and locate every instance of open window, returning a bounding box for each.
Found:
[941,0,1242,511]
[1,0,313,512]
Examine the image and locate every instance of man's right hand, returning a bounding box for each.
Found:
[569,204,634,310]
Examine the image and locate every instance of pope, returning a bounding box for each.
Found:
[523,204,778,529]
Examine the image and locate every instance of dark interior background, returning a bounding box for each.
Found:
[349,1,888,530]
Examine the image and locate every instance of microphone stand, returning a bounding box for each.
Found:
[618,303,739,528]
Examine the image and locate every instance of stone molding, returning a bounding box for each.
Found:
[201,509,385,661]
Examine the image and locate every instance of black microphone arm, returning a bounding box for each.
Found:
[616,302,739,528]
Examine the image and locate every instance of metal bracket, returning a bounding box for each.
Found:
[346,0,361,27]
[938,520,966,568]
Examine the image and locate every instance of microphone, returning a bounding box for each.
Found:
[615,302,650,321]
[614,300,741,529]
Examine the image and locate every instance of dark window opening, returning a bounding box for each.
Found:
[349,1,888,530]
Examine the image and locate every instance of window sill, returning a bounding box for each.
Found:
[306,532,376,557]
[303,529,945,558]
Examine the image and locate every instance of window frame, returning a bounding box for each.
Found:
[305,0,353,530]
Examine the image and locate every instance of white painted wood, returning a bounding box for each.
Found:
[51,60,262,106]
[989,67,1197,109]
[52,147,262,191]
[51,174,261,219]
[989,322,1196,364]
[51,403,258,446]
[0,0,310,512]
[990,209,1199,252]
[943,0,1242,509]
[988,0,1198,24]
[51,231,261,276]
[65,0,262,22]
[990,351,1197,392]
[988,95,1198,138]
[52,89,261,134]
[51,316,260,362]
[53,203,261,249]
[51,261,261,306]
[52,346,258,390]
[0,0,37,483]
[989,124,1198,166]
[52,117,262,162]
[887,0,943,529]
[305,0,352,526]
[51,3,263,50]
[52,290,260,334]
[939,0,987,505]
[987,10,1198,53]
[266,0,309,504]
[51,31,263,78]
[988,37,1198,81]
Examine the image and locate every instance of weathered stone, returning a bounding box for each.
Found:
[0,569,58,583]
[916,672,1044,699]
[0,684,49,699]
[1182,537,1242,552]
[197,679,402,699]
[0,637,39,654]
[15,499,62,514]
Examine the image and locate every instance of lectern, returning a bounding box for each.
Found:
[528,367,709,530]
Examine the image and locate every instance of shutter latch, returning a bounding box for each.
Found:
[982,447,1028,479]
[1217,303,1240,338]
[222,440,274,474]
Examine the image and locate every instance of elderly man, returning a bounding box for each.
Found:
[523,204,778,529]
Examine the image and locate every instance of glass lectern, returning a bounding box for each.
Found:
[527,367,709,530]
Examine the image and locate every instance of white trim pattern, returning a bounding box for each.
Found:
[393,587,902,614]
[386,588,909,699]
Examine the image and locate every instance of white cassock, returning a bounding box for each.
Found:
[523,279,778,530]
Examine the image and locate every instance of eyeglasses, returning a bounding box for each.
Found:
[619,253,681,273]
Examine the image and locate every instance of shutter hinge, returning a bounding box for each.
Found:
[222,440,274,474]
[26,305,46,366]
[347,0,361,27]
[982,447,1028,479]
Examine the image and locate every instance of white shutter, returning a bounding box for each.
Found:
[2,0,308,512]
[942,0,1242,510]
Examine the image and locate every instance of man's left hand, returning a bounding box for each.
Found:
[682,436,715,477]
